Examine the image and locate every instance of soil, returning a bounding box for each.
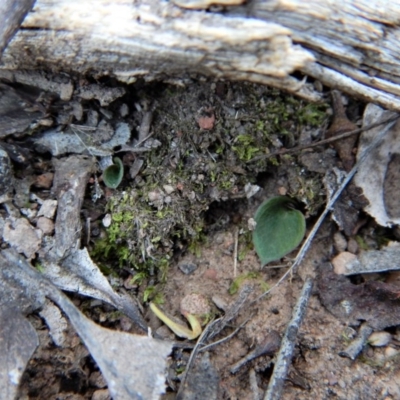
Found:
[1,73,400,400]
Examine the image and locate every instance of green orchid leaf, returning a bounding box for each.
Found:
[103,157,124,189]
[252,196,305,266]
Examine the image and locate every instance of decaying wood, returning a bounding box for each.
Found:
[2,0,400,109]
[50,155,95,260]
[0,0,35,56]
[249,0,400,109]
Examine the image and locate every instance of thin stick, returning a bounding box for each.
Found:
[138,111,153,142]
[208,284,253,340]
[86,217,91,246]
[264,278,313,400]
[199,318,249,353]
[233,227,239,278]
[230,330,280,374]
[248,115,399,163]
[135,131,154,148]
[176,318,221,397]
[249,369,261,400]
[253,117,398,304]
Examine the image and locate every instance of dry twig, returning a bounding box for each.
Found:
[339,323,373,360]
[230,330,280,374]
[249,368,261,400]
[248,115,399,163]
[233,226,239,278]
[264,278,313,400]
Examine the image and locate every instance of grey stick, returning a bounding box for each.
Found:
[264,278,313,400]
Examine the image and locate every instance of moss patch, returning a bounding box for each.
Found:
[91,81,329,277]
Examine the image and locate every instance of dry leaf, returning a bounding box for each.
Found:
[0,249,172,400]
[3,217,42,259]
[354,104,400,226]
[318,263,400,330]
[0,307,38,400]
[43,248,148,332]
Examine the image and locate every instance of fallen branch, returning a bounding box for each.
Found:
[264,278,313,400]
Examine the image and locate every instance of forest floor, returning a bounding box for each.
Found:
[1,72,400,399]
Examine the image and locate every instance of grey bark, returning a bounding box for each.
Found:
[0,0,35,56]
[2,0,400,109]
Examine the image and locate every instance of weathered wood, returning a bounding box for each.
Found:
[0,0,35,56]
[247,0,400,109]
[2,0,400,109]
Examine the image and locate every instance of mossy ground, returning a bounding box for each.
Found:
[90,80,329,280]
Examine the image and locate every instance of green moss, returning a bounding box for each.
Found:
[35,262,45,273]
[229,272,269,295]
[175,366,186,374]
[143,286,165,304]
[296,103,328,126]
[269,157,279,166]
[107,310,124,322]
[130,271,148,286]
[232,134,261,162]
[90,81,330,285]
[355,235,369,251]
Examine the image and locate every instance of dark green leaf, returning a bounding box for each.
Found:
[103,157,124,189]
[253,196,305,266]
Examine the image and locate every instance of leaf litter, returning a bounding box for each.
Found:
[0,71,400,399]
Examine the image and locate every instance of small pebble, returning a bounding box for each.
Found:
[89,371,107,388]
[385,346,399,358]
[36,216,55,235]
[37,199,57,219]
[102,214,112,228]
[203,268,218,280]
[197,111,215,130]
[247,217,256,231]
[119,103,129,117]
[119,316,133,332]
[34,172,54,189]
[90,299,103,308]
[347,238,359,254]
[338,379,346,389]
[211,295,229,311]
[368,331,392,347]
[163,184,175,194]
[333,232,347,253]
[332,251,357,274]
[277,186,287,196]
[92,389,111,400]
[178,263,198,275]
[155,325,176,340]
[20,208,37,220]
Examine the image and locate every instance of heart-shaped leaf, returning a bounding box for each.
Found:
[253,196,305,266]
[103,157,124,189]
